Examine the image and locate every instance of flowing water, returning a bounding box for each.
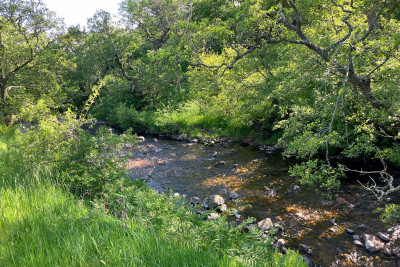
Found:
[125,138,399,266]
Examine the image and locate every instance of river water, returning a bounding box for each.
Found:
[125,138,399,266]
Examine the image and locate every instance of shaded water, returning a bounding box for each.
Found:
[126,138,399,266]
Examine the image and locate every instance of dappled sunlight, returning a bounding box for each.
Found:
[126,159,156,169]
[285,204,338,226]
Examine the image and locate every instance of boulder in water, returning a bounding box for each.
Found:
[203,195,225,209]
[363,234,384,252]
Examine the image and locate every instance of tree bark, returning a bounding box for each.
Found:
[0,77,8,102]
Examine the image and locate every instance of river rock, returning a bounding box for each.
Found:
[274,223,283,232]
[357,224,368,231]
[172,192,180,198]
[377,232,390,242]
[274,239,286,248]
[299,244,313,255]
[354,240,364,247]
[214,161,226,167]
[217,204,227,213]
[363,234,384,252]
[264,187,276,197]
[190,196,200,205]
[207,213,220,220]
[203,195,225,209]
[353,235,360,240]
[383,247,392,256]
[293,185,300,191]
[257,218,274,231]
[335,197,347,205]
[138,136,146,142]
[189,139,198,143]
[346,228,355,234]
[229,193,240,200]
[177,134,187,141]
[392,247,400,255]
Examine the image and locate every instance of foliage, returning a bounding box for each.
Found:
[375,204,400,226]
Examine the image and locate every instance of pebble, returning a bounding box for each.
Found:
[346,228,355,234]
[353,235,360,240]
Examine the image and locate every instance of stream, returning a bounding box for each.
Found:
[125,137,400,267]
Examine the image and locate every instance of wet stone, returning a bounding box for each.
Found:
[229,193,240,200]
[207,213,220,220]
[392,247,400,255]
[214,161,226,167]
[377,232,390,242]
[335,197,347,205]
[203,195,225,209]
[257,218,274,231]
[346,228,355,234]
[190,196,200,205]
[274,239,286,248]
[383,247,392,256]
[357,224,368,232]
[353,235,360,240]
[363,234,384,252]
[217,204,227,213]
[299,244,313,255]
[354,240,364,247]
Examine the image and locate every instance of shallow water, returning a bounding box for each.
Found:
[126,138,399,266]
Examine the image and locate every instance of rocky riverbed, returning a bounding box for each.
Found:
[125,136,400,267]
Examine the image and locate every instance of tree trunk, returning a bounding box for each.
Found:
[0,78,8,102]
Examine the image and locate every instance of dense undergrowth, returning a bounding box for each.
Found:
[0,115,306,266]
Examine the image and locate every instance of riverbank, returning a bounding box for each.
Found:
[0,123,306,266]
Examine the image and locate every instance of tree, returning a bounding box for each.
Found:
[187,0,400,197]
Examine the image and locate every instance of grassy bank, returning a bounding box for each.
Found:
[0,120,306,266]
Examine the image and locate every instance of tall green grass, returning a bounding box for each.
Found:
[0,123,306,266]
